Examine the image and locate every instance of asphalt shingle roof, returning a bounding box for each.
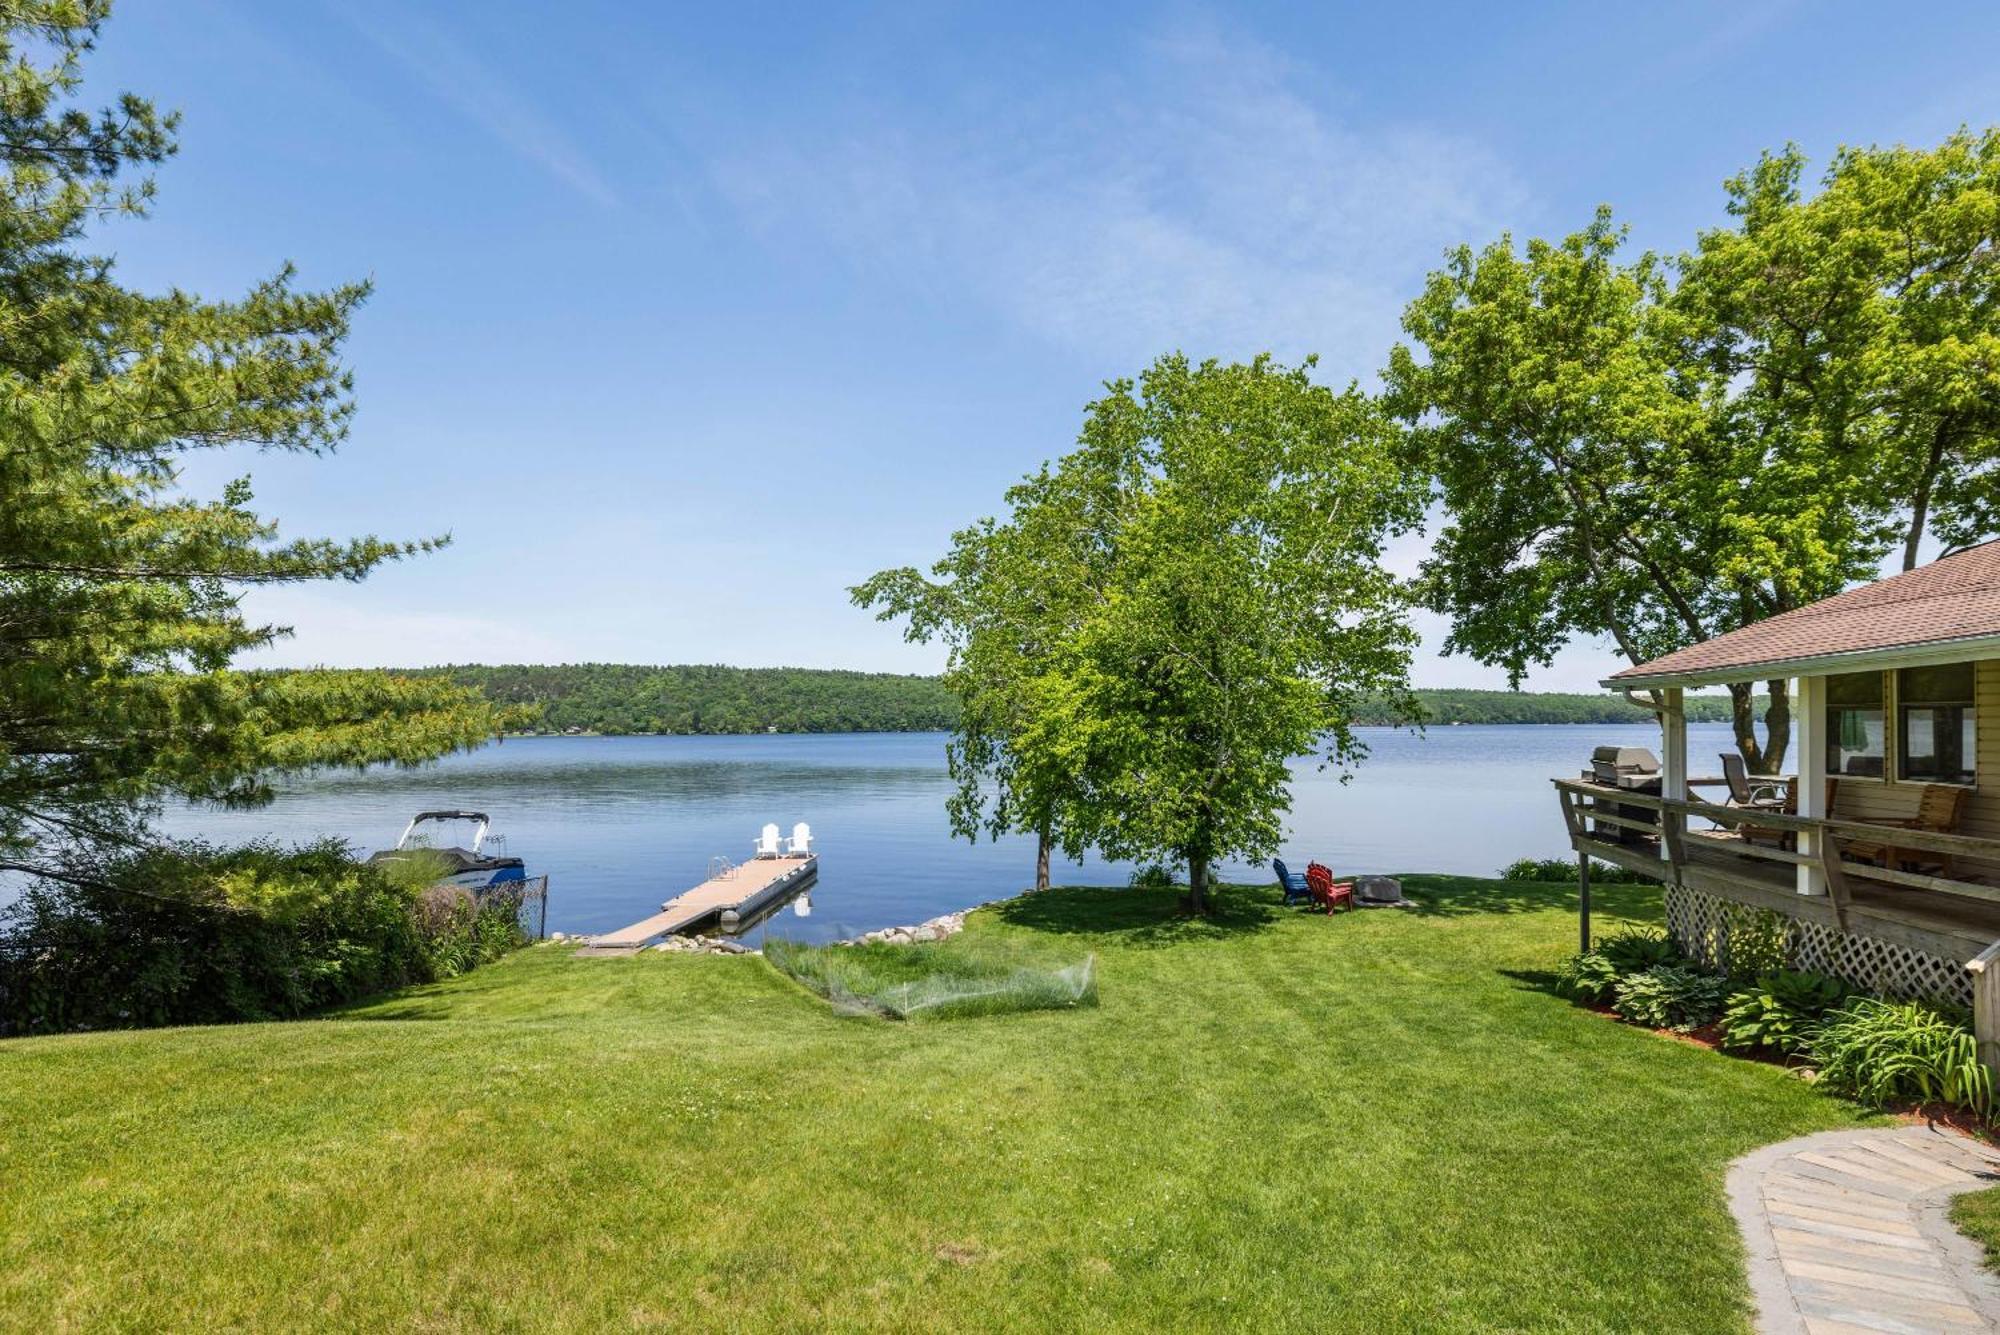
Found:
[1607,540,2000,684]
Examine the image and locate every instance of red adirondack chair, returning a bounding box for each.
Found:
[1305,862,1354,914]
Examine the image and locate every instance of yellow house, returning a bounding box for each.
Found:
[1554,539,2000,1062]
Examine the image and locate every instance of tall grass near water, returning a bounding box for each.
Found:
[764,937,1096,1020]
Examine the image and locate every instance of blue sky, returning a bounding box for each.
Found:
[91,1,2000,689]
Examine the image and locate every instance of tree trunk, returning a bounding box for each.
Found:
[1904,420,1950,572]
[1726,680,1792,773]
[1035,820,1051,892]
[1729,682,1769,772]
[1761,679,1791,773]
[1187,853,1209,915]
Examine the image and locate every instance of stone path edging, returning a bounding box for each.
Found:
[1728,1124,2000,1332]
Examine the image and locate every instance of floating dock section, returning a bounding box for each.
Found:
[579,855,817,957]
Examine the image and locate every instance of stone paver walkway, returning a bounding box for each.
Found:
[1729,1125,2000,1332]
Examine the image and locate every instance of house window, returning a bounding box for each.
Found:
[1899,662,1976,785]
[1826,671,1886,778]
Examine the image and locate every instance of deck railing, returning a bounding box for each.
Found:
[1551,778,2000,930]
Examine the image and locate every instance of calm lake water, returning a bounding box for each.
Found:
[151,723,1749,945]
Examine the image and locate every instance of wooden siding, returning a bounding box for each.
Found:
[1828,659,1999,878]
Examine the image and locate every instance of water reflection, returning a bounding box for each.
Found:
[153,724,1748,943]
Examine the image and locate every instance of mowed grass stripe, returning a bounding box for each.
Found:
[1,878,1875,1332]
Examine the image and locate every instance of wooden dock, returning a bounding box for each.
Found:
[578,855,816,956]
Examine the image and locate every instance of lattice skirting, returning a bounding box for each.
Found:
[1663,884,1972,1009]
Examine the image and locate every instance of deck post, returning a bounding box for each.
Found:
[1794,674,1828,896]
[1660,687,1686,870]
[1970,942,2000,1081]
[1578,852,1592,953]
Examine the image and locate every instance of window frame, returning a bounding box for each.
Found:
[1824,670,1888,783]
[1896,662,1976,787]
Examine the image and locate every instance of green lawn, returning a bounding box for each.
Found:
[0,877,1878,1332]
[1952,1186,2000,1272]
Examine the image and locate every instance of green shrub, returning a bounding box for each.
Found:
[1598,929,1681,974]
[1611,966,1729,1031]
[1719,905,1791,979]
[1556,930,1684,1007]
[765,937,1096,1021]
[1719,970,1848,1057]
[1499,857,1653,884]
[1811,998,1992,1116]
[0,839,527,1034]
[1129,863,1177,890]
[1555,950,1622,1005]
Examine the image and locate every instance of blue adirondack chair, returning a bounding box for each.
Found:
[1272,858,1312,906]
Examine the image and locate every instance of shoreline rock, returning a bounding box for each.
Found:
[838,910,968,947]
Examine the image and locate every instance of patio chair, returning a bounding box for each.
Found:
[788,822,813,856]
[1841,784,1970,878]
[1720,753,1785,809]
[1272,858,1312,906]
[752,823,784,859]
[1306,862,1355,914]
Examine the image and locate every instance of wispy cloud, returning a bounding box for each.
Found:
[708,18,1526,375]
[339,7,618,209]
[238,588,575,670]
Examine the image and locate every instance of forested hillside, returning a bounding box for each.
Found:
[1364,689,1748,726]
[412,665,959,735]
[394,666,1744,735]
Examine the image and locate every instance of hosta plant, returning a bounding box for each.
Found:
[1611,965,1729,1032]
[1598,930,1682,975]
[1555,949,1622,1005]
[1720,970,1849,1058]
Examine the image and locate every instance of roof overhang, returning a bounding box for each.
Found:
[1601,630,2000,692]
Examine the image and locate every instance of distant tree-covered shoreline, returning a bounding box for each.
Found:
[387,665,1748,736]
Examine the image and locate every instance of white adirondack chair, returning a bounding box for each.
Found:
[789,822,813,856]
[753,822,783,858]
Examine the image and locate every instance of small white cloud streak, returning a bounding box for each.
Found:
[707,18,1526,374]
[234,587,575,670]
[340,8,618,209]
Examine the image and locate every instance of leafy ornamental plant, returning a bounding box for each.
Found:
[1612,967,1728,1031]
[1611,966,1729,1032]
[1811,999,1993,1116]
[1555,950,1621,1006]
[1719,970,1849,1058]
[1599,930,1682,974]
[1720,906,1792,980]
[1555,930,1684,1006]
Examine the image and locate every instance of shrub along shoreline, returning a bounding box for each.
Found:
[0,840,529,1035]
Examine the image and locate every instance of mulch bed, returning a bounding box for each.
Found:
[1577,1001,1999,1144]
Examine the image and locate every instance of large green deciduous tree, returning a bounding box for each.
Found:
[1680,130,2000,574]
[1389,130,2000,771]
[0,3,497,885]
[869,354,1421,912]
[851,457,1111,891]
[1053,356,1422,911]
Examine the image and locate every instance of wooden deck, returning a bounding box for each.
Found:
[1583,831,2000,962]
[578,855,816,956]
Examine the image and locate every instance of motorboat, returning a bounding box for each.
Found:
[366,810,526,891]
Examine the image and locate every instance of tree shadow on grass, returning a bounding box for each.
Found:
[1400,875,1663,922]
[1497,966,1567,1000]
[989,883,1281,948]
